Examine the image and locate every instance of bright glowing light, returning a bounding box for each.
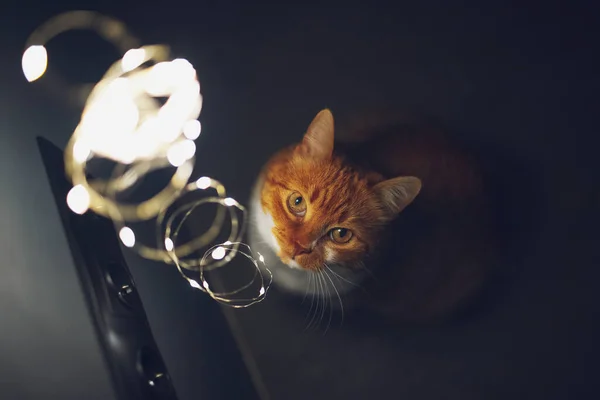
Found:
[22,45,48,82]
[23,12,271,308]
[195,176,211,189]
[72,140,91,163]
[183,120,201,140]
[66,184,90,214]
[189,280,201,289]
[258,254,265,263]
[119,227,136,247]
[167,140,196,167]
[211,246,226,260]
[145,62,172,96]
[74,52,201,164]
[121,48,146,72]
[79,78,140,164]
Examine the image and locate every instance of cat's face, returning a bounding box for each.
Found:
[257,109,421,271]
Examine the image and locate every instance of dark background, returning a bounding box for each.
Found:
[1,1,599,399]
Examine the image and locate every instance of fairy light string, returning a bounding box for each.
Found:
[22,11,271,307]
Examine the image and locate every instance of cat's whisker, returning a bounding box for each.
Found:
[323,270,334,335]
[305,272,321,332]
[325,264,362,290]
[324,267,344,328]
[301,272,312,305]
[317,271,327,332]
[304,272,316,329]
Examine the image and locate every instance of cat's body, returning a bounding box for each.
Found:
[249,110,495,323]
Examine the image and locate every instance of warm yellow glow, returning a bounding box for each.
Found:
[72,140,91,163]
[66,184,90,214]
[195,176,211,190]
[211,246,226,260]
[73,51,201,165]
[167,140,196,167]
[22,45,48,82]
[189,280,201,289]
[183,120,201,140]
[121,48,146,72]
[23,12,273,309]
[119,227,136,247]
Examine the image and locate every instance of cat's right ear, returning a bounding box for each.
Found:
[374,176,422,221]
[297,109,335,159]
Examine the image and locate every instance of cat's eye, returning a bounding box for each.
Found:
[329,228,353,244]
[287,191,307,217]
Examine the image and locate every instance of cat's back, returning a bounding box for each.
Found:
[337,118,496,323]
[338,120,485,208]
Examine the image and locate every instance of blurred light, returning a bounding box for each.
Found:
[23,12,272,309]
[72,140,91,163]
[66,184,90,214]
[121,48,146,72]
[22,45,48,82]
[183,120,201,140]
[189,280,201,289]
[119,227,136,247]
[167,140,196,167]
[195,176,211,189]
[211,246,226,260]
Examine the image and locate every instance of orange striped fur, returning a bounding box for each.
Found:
[259,109,421,271]
[253,109,493,322]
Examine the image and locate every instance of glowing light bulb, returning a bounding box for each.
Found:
[183,120,201,140]
[72,140,91,163]
[119,227,136,247]
[22,45,48,82]
[66,184,90,214]
[195,176,211,189]
[223,197,236,207]
[164,238,174,251]
[189,280,201,289]
[121,48,146,72]
[167,140,195,167]
[212,246,226,260]
[145,62,173,96]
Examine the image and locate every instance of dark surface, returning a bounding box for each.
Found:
[37,137,181,400]
[1,2,599,400]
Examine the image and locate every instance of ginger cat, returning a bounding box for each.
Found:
[250,109,495,324]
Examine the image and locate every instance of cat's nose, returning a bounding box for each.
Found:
[291,242,312,259]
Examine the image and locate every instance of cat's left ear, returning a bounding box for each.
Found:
[374,176,422,221]
[298,109,335,159]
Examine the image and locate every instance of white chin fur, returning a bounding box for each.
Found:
[248,174,366,298]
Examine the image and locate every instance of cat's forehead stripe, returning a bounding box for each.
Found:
[266,176,292,191]
[309,187,320,202]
